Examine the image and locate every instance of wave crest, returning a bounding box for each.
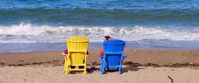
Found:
[0,23,199,43]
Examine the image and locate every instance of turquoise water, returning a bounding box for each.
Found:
[0,0,199,52]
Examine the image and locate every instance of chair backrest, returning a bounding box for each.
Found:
[67,36,89,65]
[103,40,125,67]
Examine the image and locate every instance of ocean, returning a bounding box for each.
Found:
[0,0,199,52]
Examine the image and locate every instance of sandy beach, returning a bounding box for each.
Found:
[1,49,199,66]
[0,49,199,83]
[1,0,199,83]
[0,66,199,83]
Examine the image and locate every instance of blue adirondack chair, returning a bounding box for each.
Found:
[100,39,127,74]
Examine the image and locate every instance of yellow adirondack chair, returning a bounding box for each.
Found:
[63,36,89,75]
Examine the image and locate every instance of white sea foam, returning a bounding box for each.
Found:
[0,23,199,43]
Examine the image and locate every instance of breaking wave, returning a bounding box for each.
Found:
[0,23,199,43]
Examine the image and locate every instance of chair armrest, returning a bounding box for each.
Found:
[62,53,67,56]
[122,55,127,59]
[100,56,103,59]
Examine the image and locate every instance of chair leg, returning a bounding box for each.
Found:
[101,59,107,75]
[101,66,106,74]
[100,68,104,74]
[84,71,86,74]
[84,65,87,74]
[64,61,67,73]
[64,66,66,73]
[118,67,122,74]
[65,66,69,75]
[100,67,103,74]
[100,62,105,74]
[100,66,103,74]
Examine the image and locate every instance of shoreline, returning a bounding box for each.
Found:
[0,49,199,67]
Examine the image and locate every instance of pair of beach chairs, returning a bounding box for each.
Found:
[63,36,127,75]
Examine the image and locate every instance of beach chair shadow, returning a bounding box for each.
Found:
[122,63,145,73]
[86,67,100,74]
[100,39,127,75]
[63,36,89,75]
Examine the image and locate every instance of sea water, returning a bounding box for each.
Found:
[0,0,199,52]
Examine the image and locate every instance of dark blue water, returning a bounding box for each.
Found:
[1,9,199,27]
[1,0,199,26]
[0,0,199,52]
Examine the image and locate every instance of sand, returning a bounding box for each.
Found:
[0,49,199,83]
[0,66,199,83]
[1,49,199,66]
